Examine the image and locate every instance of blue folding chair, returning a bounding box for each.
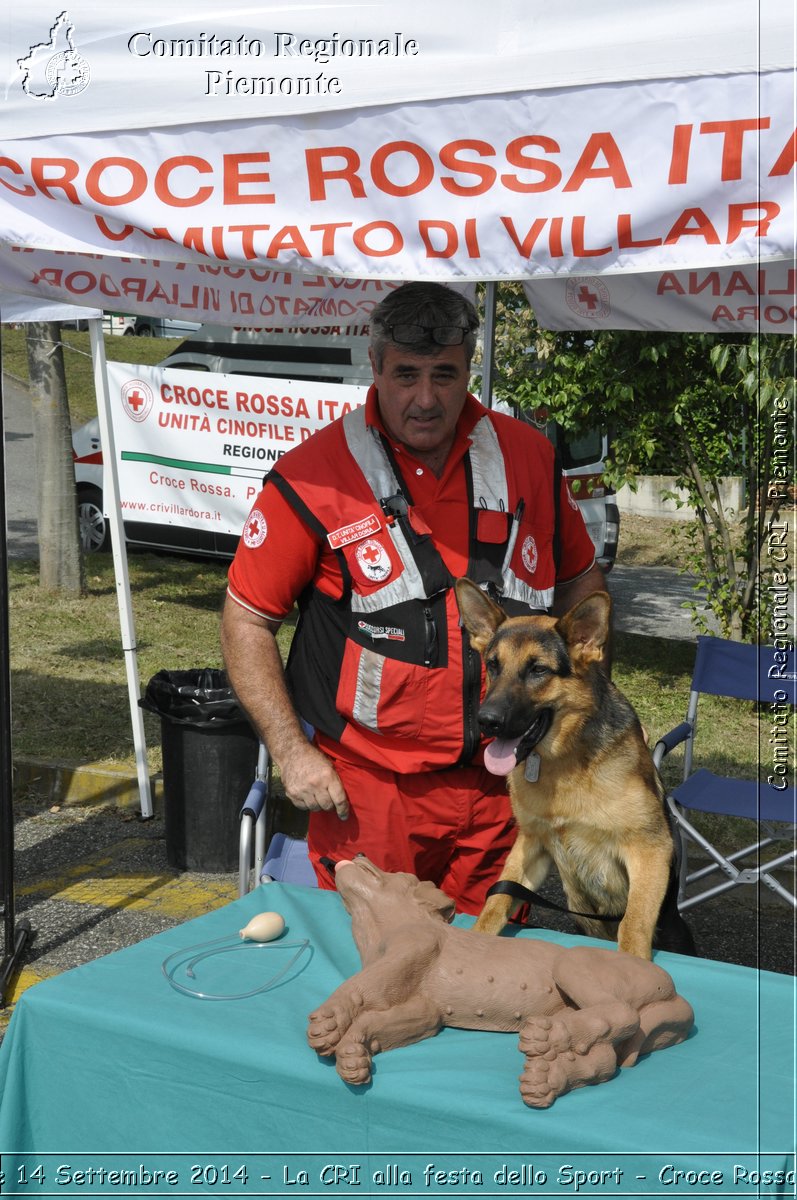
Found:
[238,740,316,896]
[653,636,796,912]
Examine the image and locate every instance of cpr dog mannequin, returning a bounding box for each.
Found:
[307,858,693,1108]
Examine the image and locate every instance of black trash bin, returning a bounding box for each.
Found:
[140,668,258,872]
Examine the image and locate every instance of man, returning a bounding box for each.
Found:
[221,282,605,913]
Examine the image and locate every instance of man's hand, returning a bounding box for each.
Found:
[279,741,349,820]
[221,596,349,821]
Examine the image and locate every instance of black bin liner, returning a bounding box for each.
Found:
[140,669,258,872]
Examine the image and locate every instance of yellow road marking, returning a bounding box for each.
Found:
[16,836,237,919]
[0,965,53,1032]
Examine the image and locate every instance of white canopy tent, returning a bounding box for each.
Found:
[1,1,794,989]
[0,0,793,326]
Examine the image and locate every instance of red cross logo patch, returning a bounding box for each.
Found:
[243,509,268,549]
[521,535,538,576]
[355,538,392,582]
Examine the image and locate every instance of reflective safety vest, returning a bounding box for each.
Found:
[269,405,561,773]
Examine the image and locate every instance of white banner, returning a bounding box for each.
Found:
[525,261,797,333]
[1,69,793,282]
[102,362,367,536]
[0,244,402,327]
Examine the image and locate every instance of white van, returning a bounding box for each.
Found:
[548,421,619,572]
[156,322,373,382]
[492,402,619,572]
[132,315,203,338]
[102,312,137,336]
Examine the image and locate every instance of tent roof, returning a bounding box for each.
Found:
[3,0,794,138]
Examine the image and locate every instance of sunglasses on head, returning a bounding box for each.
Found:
[388,323,470,347]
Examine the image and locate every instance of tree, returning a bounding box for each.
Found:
[25,323,85,596]
[488,283,795,641]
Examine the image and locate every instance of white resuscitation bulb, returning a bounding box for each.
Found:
[239,912,286,942]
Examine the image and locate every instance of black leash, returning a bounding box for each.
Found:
[486,879,625,924]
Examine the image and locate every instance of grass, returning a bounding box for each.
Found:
[614,514,689,567]
[8,551,295,774]
[1,326,173,428]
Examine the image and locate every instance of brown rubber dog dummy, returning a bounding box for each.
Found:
[307,857,694,1108]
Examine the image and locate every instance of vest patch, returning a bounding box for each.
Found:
[327,512,382,550]
[355,539,393,582]
[521,534,538,575]
[357,620,406,642]
[243,509,268,549]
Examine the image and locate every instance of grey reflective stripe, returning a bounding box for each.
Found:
[341,407,552,610]
[342,408,399,501]
[470,415,553,609]
[501,569,555,610]
[342,408,431,610]
[350,538,423,612]
[352,647,384,730]
[468,416,509,512]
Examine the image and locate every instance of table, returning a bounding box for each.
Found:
[0,884,793,1197]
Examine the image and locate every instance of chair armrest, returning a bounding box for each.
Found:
[239,778,270,898]
[239,777,268,821]
[652,722,692,768]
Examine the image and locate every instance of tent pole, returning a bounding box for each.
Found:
[481,281,497,409]
[88,322,153,819]
[0,371,33,1007]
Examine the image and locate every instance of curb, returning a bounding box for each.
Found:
[13,756,162,812]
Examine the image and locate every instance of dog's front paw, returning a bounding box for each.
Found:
[335,1038,374,1086]
[308,1004,352,1056]
[518,1054,563,1108]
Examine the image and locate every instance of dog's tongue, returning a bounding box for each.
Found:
[483,736,522,776]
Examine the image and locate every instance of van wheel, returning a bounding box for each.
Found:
[78,486,110,553]
[137,324,153,336]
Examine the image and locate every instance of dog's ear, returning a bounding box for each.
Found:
[455,577,505,653]
[414,880,457,924]
[556,591,611,666]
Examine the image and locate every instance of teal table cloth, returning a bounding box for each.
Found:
[0,884,793,1197]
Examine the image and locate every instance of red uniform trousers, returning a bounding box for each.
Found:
[306,755,516,915]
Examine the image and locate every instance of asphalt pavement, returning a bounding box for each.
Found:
[1,369,794,1042]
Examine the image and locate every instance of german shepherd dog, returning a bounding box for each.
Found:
[455,578,695,960]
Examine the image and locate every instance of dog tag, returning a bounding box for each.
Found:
[524,752,541,783]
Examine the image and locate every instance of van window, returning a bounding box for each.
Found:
[557,427,604,471]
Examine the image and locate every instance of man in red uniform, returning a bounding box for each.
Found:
[222,282,605,913]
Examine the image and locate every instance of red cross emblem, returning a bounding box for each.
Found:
[565,277,611,320]
[122,379,153,423]
[243,509,268,549]
[576,286,599,311]
[355,538,392,582]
